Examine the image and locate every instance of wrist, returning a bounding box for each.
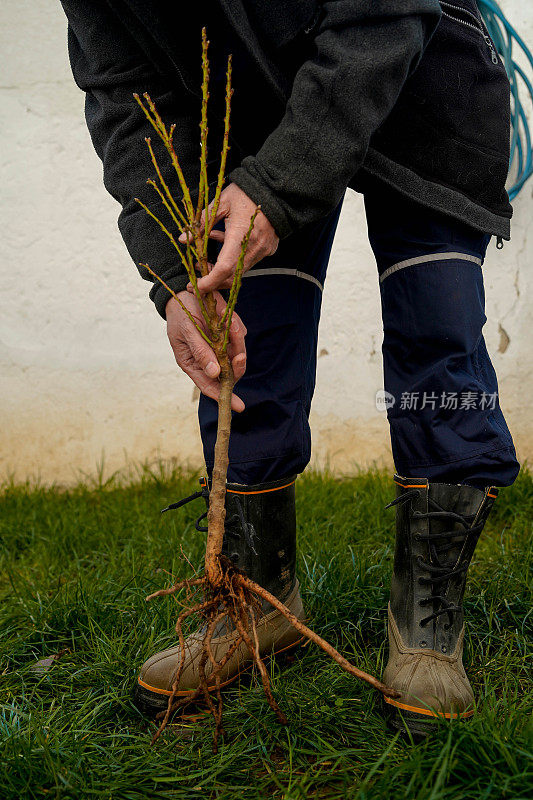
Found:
[149,273,190,320]
[165,290,190,317]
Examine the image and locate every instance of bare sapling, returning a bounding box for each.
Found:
[135,29,398,751]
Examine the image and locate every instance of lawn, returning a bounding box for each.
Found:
[0,465,531,799]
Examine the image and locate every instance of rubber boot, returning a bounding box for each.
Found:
[382,475,498,737]
[135,475,304,713]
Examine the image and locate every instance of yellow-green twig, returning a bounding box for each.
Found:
[221,207,260,350]
[134,92,195,221]
[139,263,213,346]
[144,179,210,327]
[197,29,210,226]
[134,198,194,279]
[145,138,189,231]
[208,54,233,244]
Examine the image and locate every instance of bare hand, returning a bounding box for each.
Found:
[178,183,279,293]
[166,291,247,412]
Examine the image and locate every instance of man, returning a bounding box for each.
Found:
[60,0,519,736]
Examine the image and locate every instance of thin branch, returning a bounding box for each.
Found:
[196,29,210,225]
[207,54,233,239]
[221,207,260,348]
[134,198,193,277]
[139,262,214,346]
[145,177,211,327]
[147,178,188,238]
[145,138,189,231]
[142,133,212,323]
[134,92,195,220]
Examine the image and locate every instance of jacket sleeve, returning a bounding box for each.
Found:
[59,0,198,318]
[229,0,442,238]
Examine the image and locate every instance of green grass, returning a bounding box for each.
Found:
[0,465,531,800]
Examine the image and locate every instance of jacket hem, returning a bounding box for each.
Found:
[355,149,512,240]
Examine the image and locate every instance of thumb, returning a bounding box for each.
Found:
[190,337,220,379]
[196,226,244,294]
[178,201,224,243]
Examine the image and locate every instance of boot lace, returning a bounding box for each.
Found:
[161,482,258,557]
[386,489,483,629]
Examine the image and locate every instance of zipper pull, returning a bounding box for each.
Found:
[485,35,499,65]
[496,236,504,250]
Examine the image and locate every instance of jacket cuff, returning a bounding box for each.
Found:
[229,162,293,239]
[149,273,191,320]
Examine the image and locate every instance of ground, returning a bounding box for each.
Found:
[0,466,531,800]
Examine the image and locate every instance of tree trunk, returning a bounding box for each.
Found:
[205,349,234,587]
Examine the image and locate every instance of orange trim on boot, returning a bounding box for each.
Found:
[227,480,296,496]
[384,695,475,719]
[137,636,304,698]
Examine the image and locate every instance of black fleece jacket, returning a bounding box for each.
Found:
[60,0,512,318]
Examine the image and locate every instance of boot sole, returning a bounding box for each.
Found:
[134,636,305,715]
[383,695,474,739]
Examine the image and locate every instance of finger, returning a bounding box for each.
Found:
[186,260,215,293]
[195,260,236,294]
[177,203,227,243]
[195,376,245,413]
[231,352,247,382]
[207,229,225,242]
[211,293,247,381]
[231,392,246,413]
[227,327,247,379]
[214,292,248,346]
[171,323,245,411]
[187,276,235,292]
[168,325,220,381]
[182,366,245,412]
[196,224,249,293]
[227,319,247,378]
[178,207,209,242]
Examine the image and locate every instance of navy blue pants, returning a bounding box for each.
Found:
[199,185,519,488]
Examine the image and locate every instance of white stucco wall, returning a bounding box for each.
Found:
[1,0,531,484]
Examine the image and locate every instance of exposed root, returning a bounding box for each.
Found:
[146,576,205,602]
[239,576,399,699]
[149,599,217,746]
[246,604,288,725]
[146,557,399,750]
[204,611,227,748]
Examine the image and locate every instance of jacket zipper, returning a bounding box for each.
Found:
[440,1,499,64]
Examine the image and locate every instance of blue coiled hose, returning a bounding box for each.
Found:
[476,0,533,200]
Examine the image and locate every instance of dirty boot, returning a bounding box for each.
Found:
[135,475,304,713]
[382,475,498,737]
